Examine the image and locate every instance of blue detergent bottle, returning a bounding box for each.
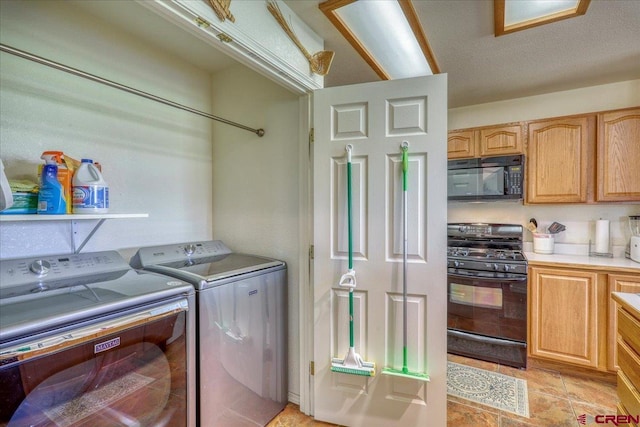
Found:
[37,153,67,214]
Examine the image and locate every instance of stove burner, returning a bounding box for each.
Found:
[447,247,525,262]
[486,249,525,261]
[447,223,527,274]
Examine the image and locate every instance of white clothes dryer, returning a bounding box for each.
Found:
[130,241,287,427]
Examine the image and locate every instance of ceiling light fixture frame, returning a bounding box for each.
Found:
[494,0,591,36]
[319,0,440,80]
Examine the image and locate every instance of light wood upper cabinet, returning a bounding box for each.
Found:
[529,266,600,368]
[607,274,640,371]
[597,108,640,202]
[450,107,639,203]
[447,123,524,159]
[479,124,523,157]
[447,130,477,159]
[526,115,596,204]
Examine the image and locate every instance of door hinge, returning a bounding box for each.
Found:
[309,245,314,260]
[195,16,211,28]
[217,33,233,43]
[310,361,315,376]
[309,128,314,144]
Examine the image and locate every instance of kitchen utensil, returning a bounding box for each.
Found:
[547,222,566,234]
[267,0,335,76]
[533,233,554,254]
[630,215,640,263]
[630,215,640,236]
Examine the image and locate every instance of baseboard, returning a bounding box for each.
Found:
[288,392,300,406]
[528,357,616,384]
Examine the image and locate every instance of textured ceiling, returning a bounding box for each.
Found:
[284,0,640,108]
[71,0,640,108]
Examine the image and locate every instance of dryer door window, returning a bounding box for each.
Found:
[0,300,191,427]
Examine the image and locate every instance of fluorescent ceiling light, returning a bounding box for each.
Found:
[495,0,591,36]
[320,0,439,80]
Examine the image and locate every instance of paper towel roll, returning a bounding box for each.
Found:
[595,219,610,253]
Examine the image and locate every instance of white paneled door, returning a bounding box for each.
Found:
[313,75,448,426]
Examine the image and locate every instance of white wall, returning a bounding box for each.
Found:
[0,0,214,258]
[209,64,304,400]
[448,80,640,129]
[1,0,306,404]
[448,80,640,253]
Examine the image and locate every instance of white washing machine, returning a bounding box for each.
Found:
[130,240,287,427]
[0,250,196,426]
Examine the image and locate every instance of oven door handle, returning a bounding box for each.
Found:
[448,329,526,347]
[448,271,527,282]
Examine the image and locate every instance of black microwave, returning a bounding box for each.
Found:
[447,155,524,201]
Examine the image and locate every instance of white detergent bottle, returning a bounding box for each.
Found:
[72,159,109,214]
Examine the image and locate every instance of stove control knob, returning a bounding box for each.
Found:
[184,244,196,256]
[503,264,511,271]
[493,263,499,271]
[453,260,460,268]
[30,260,51,276]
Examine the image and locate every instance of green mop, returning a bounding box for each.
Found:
[382,142,429,381]
[331,144,376,377]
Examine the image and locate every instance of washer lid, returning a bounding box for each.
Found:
[0,251,192,344]
[130,241,285,288]
[153,253,284,284]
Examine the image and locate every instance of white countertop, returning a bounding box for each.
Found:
[525,251,640,272]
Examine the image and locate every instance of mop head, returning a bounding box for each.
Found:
[381,366,430,382]
[331,347,376,377]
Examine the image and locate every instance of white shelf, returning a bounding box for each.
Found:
[0,213,148,222]
[0,213,148,253]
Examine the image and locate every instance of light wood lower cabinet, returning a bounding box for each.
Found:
[612,292,640,422]
[529,266,640,373]
[529,267,600,368]
[608,274,640,370]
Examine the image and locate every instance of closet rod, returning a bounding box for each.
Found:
[0,43,265,137]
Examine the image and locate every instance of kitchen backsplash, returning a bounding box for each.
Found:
[448,201,640,256]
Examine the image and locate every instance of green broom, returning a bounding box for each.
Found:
[331,144,375,377]
[382,142,429,381]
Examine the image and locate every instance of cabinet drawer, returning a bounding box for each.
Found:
[618,370,640,418]
[617,402,640,427]
[618,307,640,355]
[618,339,640,393]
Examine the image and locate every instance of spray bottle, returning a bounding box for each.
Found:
[37,153,67,214]
[37,151,73,213]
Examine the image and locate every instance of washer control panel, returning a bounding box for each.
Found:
[0,251,129,289]
[130,240,232,268]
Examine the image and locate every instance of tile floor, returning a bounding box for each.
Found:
[268,354,619,427]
